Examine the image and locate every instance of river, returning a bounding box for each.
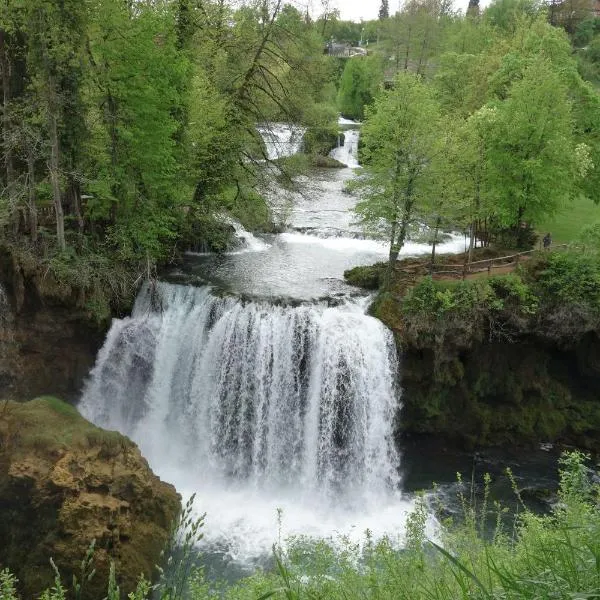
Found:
[79,121,560,578]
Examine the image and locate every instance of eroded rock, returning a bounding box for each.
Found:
[0,397,180,599]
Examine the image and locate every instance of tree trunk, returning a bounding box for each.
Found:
[468,220,475,265]
[69,178,84,236]
[27,151,38,244]
[416,30,429,76]
[384,218,398,288]
[1,30,17,233]
[385,177,416,288]
[404,24,412,71]
[430,215,441,274]
[49,109,65,251]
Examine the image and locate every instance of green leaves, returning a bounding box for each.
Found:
[337,56,383,120]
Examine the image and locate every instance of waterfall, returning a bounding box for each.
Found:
[223,217,271,253]
[80,281,407,559]
[257,123,305,160]
[330,129,360,168]
[81,281,399,495]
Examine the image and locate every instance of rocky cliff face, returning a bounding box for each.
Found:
[374,290,600,451]
[0,247,108,402]
[399,334,600,450]
[0,397,180,599]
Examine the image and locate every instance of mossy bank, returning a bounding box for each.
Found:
[346,251,600,451]
[0,244,126,401]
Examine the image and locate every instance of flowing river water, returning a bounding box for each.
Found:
[79,121,559,577]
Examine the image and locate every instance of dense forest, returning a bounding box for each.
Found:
[0,0,337,318]
[1,0,600,315]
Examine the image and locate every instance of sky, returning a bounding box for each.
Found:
[303,0,485,22]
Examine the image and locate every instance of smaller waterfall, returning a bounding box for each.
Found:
[257,123,305,160]
[330,129,360,169]
[226,218,271,253]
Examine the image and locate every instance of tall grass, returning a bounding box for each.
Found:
[220,451,600,600]
[2,452,598,600]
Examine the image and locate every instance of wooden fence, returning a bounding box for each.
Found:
[427,244,571,279]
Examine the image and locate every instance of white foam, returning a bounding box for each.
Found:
[280,231,466,257]
[257,123,305,160]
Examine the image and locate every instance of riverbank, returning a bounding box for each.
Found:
[346,249,600,452]
[0,397,180,599]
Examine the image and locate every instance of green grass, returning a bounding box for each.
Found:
[537,196,600,244]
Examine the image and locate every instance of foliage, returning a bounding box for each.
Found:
[578,221,600,252]
[0,0,337,312]
[354,72,442,285]
[0,569,18,600]
[534,251,600,309]
[337,56,384,120]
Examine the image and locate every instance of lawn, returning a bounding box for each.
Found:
[537,195,600,244]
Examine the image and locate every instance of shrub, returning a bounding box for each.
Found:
[535,251,600,308]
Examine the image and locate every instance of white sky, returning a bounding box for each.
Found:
[302,0,490,22]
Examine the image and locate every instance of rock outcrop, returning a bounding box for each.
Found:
[0,246,110,402]
[0,397,180,599]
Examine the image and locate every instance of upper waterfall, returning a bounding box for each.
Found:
[257,123,305,160]
[330,128,360,169]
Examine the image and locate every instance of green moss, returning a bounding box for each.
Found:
[310,155,347,168]
[302,126,341,156]
[0,397,132,455]
[344,263,386,290]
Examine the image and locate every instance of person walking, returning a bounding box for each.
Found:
[543,232,552,250]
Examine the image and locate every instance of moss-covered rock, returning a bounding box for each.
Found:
[311,155,347,168]
[0,397,180,599]
[302,127,342,157]
[344,263,387,290]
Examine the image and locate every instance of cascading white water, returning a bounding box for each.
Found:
[257,123,305,160]
[330,129,360,169]
[79,281,413,560]
[224,217,272,253]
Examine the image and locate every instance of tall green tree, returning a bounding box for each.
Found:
[337,56,383,120]
[355,73,442,285]
[485,59,587,237]
[379,0,390,20]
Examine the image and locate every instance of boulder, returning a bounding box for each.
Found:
[0,397,180,599]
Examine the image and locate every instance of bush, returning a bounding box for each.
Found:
[535,251,600,308]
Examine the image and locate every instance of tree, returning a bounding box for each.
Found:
[337,56,383,120]
[485,59,586,241]
[467,0,480,16]
[354,73,442,285]
[379,0,390,20]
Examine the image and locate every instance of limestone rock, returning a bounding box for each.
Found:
[0,397,180,599]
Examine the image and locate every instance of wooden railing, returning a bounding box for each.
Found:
[427,244,571,279]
